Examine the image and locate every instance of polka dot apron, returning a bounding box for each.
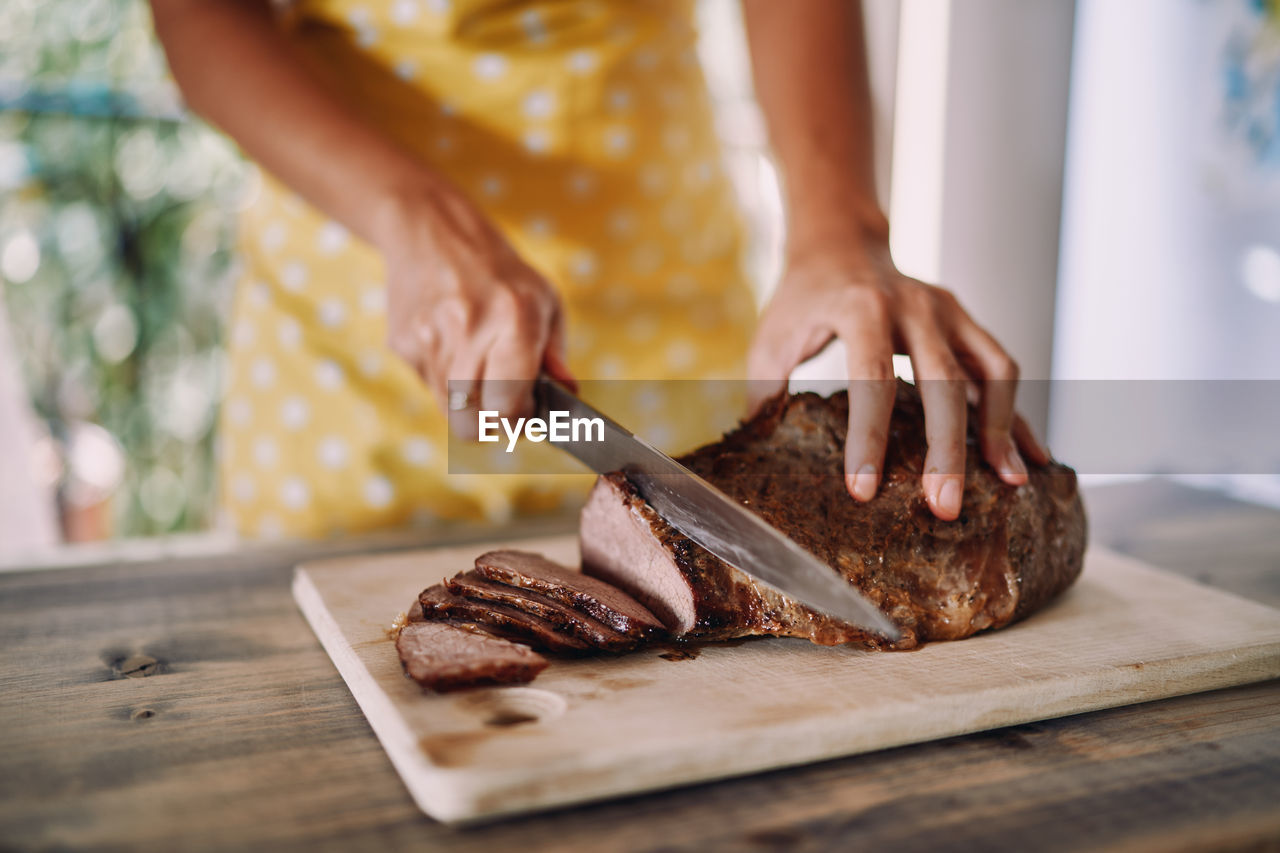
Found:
[220,0,756,539]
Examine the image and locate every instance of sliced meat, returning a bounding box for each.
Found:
[473,550,665,641]
[445,572,638,652]
[418,584,593,655]
[396,621,547,691]
[580,382,1087,649]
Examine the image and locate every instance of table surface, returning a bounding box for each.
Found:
[2,480,1278,853]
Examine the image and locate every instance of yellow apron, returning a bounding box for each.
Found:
[219,0,755,539]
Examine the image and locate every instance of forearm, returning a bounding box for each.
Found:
[742,0,888,254]
[150,0,441,251]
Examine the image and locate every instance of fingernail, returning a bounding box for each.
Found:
[938,478,961,517]
[1002,446,1027,479]
[850,464,878,501]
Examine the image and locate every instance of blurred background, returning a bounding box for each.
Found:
[1,0,1277,561]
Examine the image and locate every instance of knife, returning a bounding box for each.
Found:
[534,377,901,640]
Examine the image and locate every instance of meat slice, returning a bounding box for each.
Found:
[396,621,547,691]
[473,550,665,641]
[445,572,638,652]
[418,584,593,655]
[580,383,1087,649]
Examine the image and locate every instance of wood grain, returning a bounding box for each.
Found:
[0,481,1277,851]
[293,542,1280,823]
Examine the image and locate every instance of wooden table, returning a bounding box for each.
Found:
[2,480,1277,852]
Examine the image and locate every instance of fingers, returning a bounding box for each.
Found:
[840,297,896,502]
[1012,413,1050,466]
[541,309,578,392]
[949,312,1026,486]
[478,291,552,422]
[747,312,835,415]
[900,311,968,521]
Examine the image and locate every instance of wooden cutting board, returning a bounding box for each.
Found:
[292,539,1280,825]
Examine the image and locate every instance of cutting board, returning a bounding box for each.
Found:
[292,539,1280,825]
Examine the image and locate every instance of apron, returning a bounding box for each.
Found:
[219,0,755,539]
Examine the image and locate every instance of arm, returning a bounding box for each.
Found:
[150,0,573,427]
[741,0,1045,519]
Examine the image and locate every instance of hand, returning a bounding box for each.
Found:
[376,181,576,439]
[747,230,1048,520]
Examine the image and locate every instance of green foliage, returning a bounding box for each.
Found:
[1,0,248,536]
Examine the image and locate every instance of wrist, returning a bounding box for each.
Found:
[367,172,456,258]
[786,205,890,265]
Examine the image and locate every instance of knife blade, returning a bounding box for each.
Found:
[534,377,900,640]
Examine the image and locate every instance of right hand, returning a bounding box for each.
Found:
[377,182,576,439]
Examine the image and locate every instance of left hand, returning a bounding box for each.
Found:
[747,230,1049,520]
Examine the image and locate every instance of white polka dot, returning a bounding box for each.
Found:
[347,7,371,26]
[630,244,663,275]
[280,396,311,430]
[231,319,256,348]
[314,359,345,389]
[681,235,712,264]
[522,89,555,119]
[355,25,378,48]
[426,0,449,12]
[358,350,383,377]
[231,474,256,503]
[633,47,659,71]
[391,0,418,25]
[567,170,596,198]
[360,287,386,315]
[594,355,624,379]
[603,125,632,157]
[626,313,659,342]
[569,250,598,282]
[567,50,597,75]
[520,8,547,43]
[439,99,458,117]
[258,515,283,540]
[281,260,308,291]
[662,125,691,153]
[639,164,669,196]
[250,357,276,388]
[666,273,696,299]
[318,436,349,469]
[394,59,417,80]
[318,298,346,328]
[479,173,505,198]
[684,159,715,189]
[645,423,675,449]
[665,339,698,371]
[364,475,394,509]
[280,477,311,510]
[661,200,692,232]
[253,436,279,467]
[473,53,507,80]
[607,88,632,111]
[524,215,554,238]
[635,385,663,412]
[660,87,687,110]
[226,397,253,426]
[435,134,456,155]
[411,507,436,528]
[277,317,302,349]
[601,285,632,312]
[402,436,435,466]
[316,222,349,254]
[608,209,636,239]
[247,280,271,308]
[260,222,286,252]
[522,128,551,155]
